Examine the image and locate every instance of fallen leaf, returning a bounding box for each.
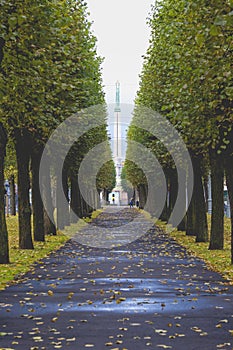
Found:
[157,345,172,349]
[217,344,231,348]
[155,329,167,336]
[66,337,76,342]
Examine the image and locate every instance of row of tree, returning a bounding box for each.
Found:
[125,0,233,262]
[0,0,115,264]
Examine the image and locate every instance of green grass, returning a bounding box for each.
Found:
[0,209,103,290]
[156,215,233,283]
[0,215,69,290]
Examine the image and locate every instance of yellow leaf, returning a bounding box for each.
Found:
[67,337,76,342]
[67,292,74,300]
[219,319,228,323]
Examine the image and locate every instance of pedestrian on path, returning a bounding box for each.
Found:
[129,198,134,208]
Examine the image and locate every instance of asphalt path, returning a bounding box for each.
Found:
[0,207,233,350]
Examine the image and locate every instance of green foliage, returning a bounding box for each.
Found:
[0,0,110,186]
[136,0,233,156]
[4,139,17,179]
[97,160,116,192]
[0,0,113,254]
[0,0,105,138]
[124,0,233,263]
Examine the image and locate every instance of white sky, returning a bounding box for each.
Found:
[87,0,153,105]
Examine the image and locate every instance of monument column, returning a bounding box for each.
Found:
[114,81,122,186]
[110,81,128,205]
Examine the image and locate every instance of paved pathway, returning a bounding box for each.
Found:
[0,207,233,350]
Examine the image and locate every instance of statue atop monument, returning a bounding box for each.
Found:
[114,80,121,112]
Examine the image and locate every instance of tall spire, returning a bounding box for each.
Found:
[114,81,121,112]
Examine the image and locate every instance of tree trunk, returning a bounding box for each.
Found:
[209,152,224,250]
[192,157,208,242]
[177,214,187,232]
[88,190,95,214]
[168,169,178,222]
[70,176,82,223]
[138,184,147,209]
[159,200,169,222]
[14,130,33,249]
[0,41,10,262]
[159,170,169,222]
[80,194,86,218]
[84,190,93,217]
[9,174,16,216]
[203,174,209,212]
[81,192,88,217]
[96,190,101,209]
[41,161,56,235]
[0,123,9,263]
[31,145,45,242]
[56,176,65,230]
[225,156,233,264]
[186,195,196,236]
[56,168,70,230]
[63,169,70,226]
[102,188,108,204]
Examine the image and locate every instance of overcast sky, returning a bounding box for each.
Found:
[87,0,153,105]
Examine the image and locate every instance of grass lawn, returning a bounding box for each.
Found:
[0,210,103,290]
[0,215,68,290]
[157,215,233,283]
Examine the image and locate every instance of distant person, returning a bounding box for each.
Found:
[224,201,227,216]
[129,198,134,208]
[136,200,139,209]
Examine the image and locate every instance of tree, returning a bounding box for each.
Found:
[0,0,109,246]
[126,0,233,257]
[0,36,9,263]
[97,160,116,198]
[0,122,9,263]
